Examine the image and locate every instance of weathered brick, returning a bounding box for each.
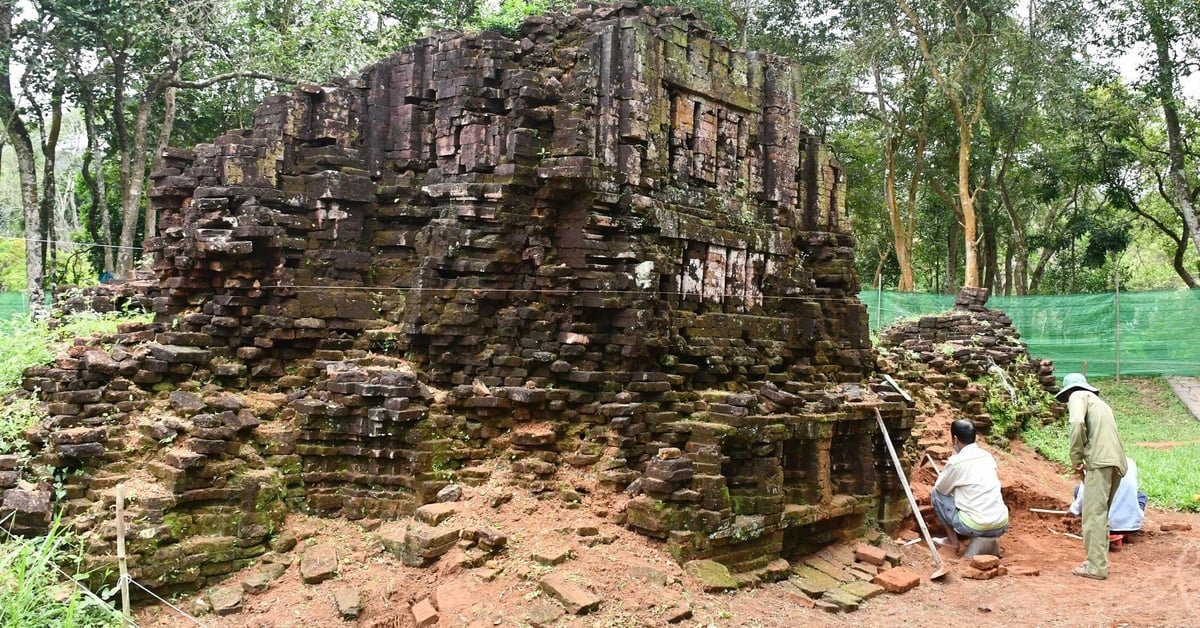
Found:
[872,567,921,593]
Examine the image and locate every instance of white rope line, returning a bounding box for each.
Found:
[126,575,210,627]
[0,236,143,251]
[48,561,133,626]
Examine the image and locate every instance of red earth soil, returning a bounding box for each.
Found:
[133,407,1200,628]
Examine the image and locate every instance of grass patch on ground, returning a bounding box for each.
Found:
[0,309,152,454]
[1023,376,1200,511]
[0,521,123,627]
[0,309,149,626]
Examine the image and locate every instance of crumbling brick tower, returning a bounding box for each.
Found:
[15,3,912,585]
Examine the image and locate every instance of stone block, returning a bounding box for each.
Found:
[872,567,920,593]
[840,580,885,601]
[333,586,362,619]
[961,566,999,580]
[475,528,508,551]
[854,544,887,566]
[538,573,601,614]
[532,546,571,566]
[207,585,243,616]
[790,566,840,597]
[165,448,207,469]
[820,588,860,612]
[411,598,439,627]
[415,502,458,526]
[299,544,339,584]
[684,559,737,592]
[969,554,1001,571]
[380,522,461,567]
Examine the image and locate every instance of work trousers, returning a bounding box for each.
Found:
[1082,466,1122,577]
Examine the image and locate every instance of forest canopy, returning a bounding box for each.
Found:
[0,0,1196,313]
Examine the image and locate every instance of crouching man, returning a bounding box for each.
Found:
[930,419,1010,551]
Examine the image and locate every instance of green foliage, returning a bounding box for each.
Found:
[0,308,150,393]
[0,240,26,292]
[0,398,44,456]
[0,522,123,627]
[474,0,570,38]
[0,317,56,391]
[982,369,1054,440]
[0,308,148,454]
[1022,377,1200,511]
[1022,418,1071,465]
[0,237,103,294]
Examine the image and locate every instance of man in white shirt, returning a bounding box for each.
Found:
[930,419,1010,551]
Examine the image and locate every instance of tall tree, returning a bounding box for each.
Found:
[898,0,1006,289]
[1095,0,1200,264]
[0,1,44,314]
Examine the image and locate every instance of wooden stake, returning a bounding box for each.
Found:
[1030,508,1069,515]
[116,485,130,625]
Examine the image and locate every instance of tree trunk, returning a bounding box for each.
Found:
[1147,5,1200,260]
[945,218,960,294]
[112,46,135,276]
[0,1,43,315]
[1170,223,1198,288]
[980,197,999,294]
[958,126,980,288]
[116,94,159,276]
[79,82,114,275]
[145,82,178,244]
[883,115,926,293]
[899,0,990,288]
[40,80,62,296]
[1004,246,1014,296]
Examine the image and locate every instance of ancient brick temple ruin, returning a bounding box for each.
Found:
[5,3,915,590]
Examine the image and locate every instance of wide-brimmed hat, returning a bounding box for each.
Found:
[1055,372,1099,402]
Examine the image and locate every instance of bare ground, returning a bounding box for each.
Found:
[132,413,1200,628]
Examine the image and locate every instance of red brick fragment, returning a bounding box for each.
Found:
[969,554,1000,570]
[873,566,921,593]
[855,544,888,566]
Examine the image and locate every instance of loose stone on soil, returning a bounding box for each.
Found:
[299,544,339,584]
[538,573,601,615]
[207,585,243,616]
[684,559,738,592]
[873,567,921,593]
[332,586,362,619]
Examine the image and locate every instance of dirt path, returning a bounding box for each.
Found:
[1166,376,1200,422]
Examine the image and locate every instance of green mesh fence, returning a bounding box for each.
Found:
[861,289,1200,378]
[0,292,28,319]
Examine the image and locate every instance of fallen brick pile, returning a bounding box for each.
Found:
[876,287,1059,434]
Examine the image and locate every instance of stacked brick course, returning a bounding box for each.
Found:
[875,287,1058,432]
[4,3,914,589]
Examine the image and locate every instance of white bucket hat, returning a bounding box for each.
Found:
[1055,372,1099,402]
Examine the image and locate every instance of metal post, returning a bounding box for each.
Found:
[116,485,130,625]
[876,274,883,334]
[1114,264,1121,382]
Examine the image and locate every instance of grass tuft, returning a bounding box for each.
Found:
[0,520,123,627]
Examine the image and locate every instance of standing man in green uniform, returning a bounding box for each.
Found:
[1058,372,1127,580]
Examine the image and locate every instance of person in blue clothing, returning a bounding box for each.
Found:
[1069,456,1146,534]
